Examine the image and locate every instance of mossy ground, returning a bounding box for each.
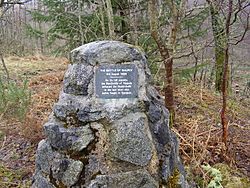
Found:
[0,164,31,187]
[214,163,250,188]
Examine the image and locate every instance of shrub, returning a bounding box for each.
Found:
[0,78,31,121]
[202,164,223,188]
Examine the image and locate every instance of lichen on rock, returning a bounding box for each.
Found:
[108,113,153,166]
[88,170,159,188]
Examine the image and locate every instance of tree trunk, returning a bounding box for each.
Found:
[105,0,115,39]
[38,1,44,53]
[78,0,84,45]
[221,45,229,147]
[221,0,233,148]
[119,0,129,42]
[207,0,226,92]
[100,5,106,38]
[0,0,4,18]
[148,0,175,123]
[0,53,10,83]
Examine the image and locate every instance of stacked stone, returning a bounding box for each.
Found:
[32,41,187,188]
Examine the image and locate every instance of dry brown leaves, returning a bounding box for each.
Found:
[0,56,68,186]
[21,71,65,143]
[174,83,250,178]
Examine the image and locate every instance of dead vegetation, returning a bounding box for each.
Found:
[0,56,67,187]
[0,56,249,187]
[23,71,65,143]
[174,83,250,186]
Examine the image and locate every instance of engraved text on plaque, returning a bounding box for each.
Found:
[95,64,138,99]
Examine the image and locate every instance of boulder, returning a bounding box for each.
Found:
[32,41,188,188]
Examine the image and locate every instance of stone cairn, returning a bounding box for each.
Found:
[32,41,188,188]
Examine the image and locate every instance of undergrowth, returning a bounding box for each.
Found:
[0,56,249,187]
[202,164,223,188]
[174,83,250,187]
[0,78,31,121]
[0,164,31,188]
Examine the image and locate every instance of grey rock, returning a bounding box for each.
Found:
[34,140,84,187]
[52,158,83,187]
[99,99,144,121]
[77,104,103,123]
[53,102,77,122]
[145,86,188,185]
[70,41,145,66]
[87,170,158,188]
[109,113,153,166]
[53,100,103,124]
[147,102,170,146]
[158,131,188,187]
[63,63,93,95]
[83,123,109,184]
[146,86,164,104]
[31,171,55,188]
[146,86,171,147]
[44,119,94,152]
[148,102,162,123]
[35,139,57,174]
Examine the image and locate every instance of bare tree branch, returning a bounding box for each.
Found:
[230,1,250,26]
[230,11,250,45]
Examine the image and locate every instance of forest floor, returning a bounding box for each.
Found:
[0,56,249,187]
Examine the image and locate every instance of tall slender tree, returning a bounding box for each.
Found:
[206,0,250,146]
[207,0,226,92]
[148,0,189,124]
[148,0,174,121]
[105,0,115,39]
[221,0,233,148]
[207,0,250,92]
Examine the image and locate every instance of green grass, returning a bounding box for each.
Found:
[0,165,31,188]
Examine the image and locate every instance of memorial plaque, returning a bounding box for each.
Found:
[95,64,138,99]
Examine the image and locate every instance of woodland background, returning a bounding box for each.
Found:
[0,0,250,187]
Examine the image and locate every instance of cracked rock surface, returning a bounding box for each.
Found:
[32,41,188,188]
